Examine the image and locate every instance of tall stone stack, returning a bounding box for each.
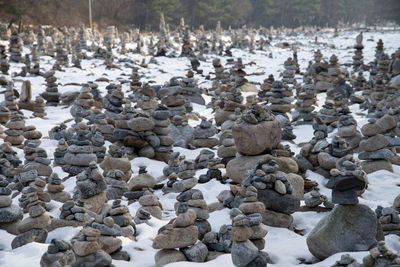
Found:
[267,80,293,116]
[0,142,22,179]
[336,114,362,149]
[377,53,391,77]
[359,118,394,173]
[307,155,377,260]
[353,32,364,71]
[181,26,192,57]
[180,70,205,105]
[0,44,9,74]
[375,39,384,65]
[159,78,186,118]
[293,77,316,124]
[75,161,107,214]
[258,74,274,102]
[78,25,87,51]
[130,67,142,91]
[0,175,22,234]
[37,25,46,54]
[133,84,158,111]
[41,70,60,106]
[3,82,20,116]
[55,41,69,67]
[327,54,342,88]
[100,144,132,182]
[104,83,125,119]
[70,84,95,120]
[0,24,9,40]
[281,57,296,84]
[63,123,97,176]
[12,177,51,249]
[217,130,237,164]
[105,170,129,200]
[151,105,174,162]
[368,74,385,114]
[231,208,269,266]
[54,138,68,166]
[9,29,23,62]
[32,96,47,118]
[4,113,25,146]
[91,131,106,163]
[353,71,367,92]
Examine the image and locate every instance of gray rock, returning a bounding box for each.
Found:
[231,240,259,267]
[155,249,186,267]
[0,204,22,223]
[11,228,48,249]
[72,249,112,267]
[258,189,300,214]
[307,204,378,260]
[182,241,208,262]
[358,149,394,160]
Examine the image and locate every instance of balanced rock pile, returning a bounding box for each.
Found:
[151,105,174,162]
[307,155,379,260]
[12,178,51,249]
[47,172,71,203]
[336,114,362,149]
[0,175,22,234]
[63,123,97,176]
[360,118,394,173]
[192,117,218,148]
[75,161,107,214]
[40,239,76,267]
[242,158,300,228]
[107,200,135,238]
[375,205,400,236]
[41,70,60,106]
[136,190,163,221]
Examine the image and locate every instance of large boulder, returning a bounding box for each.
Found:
[306,204,380,260]
[232,120,281,156]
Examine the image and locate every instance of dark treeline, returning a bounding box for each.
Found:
[0,0,399,30]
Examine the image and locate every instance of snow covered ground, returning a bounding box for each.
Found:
[0,29,400,267]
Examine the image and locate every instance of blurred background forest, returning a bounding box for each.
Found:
[1,0,399,30]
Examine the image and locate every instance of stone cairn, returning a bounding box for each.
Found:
[217,129,237,165]
[74,161,107,214]
[135,190,163,222]
[104,83,125,119]
[9,29,23,62]
[12,177,51,249]
[359,118,394,173]
[281,57,296,84]
[152,202,199,265]
[0,142,22,179]
[361,241,400,267]
[0,175,22,234]
[47,173,71,203]
[230,201,269,266]
[107,199,135,238]
[0,106,11,124]
[70,84,95,120]
[353,32,364,70]
[91,131,106,163]
[0,24,9,40]
[304,187,333,210]
[307,155,377,260]
[171,159,198,194]
[40,239,76,267]
[336,114,362,149]
[327,54,342,88]
[126,166,157,202]
[70,223,112,266]
[63,123,97,176]
[3,82,20,116]
[105,169,128,200]
[258,74,274,102]
[4,113,25,146]
[32,96,47,118]
[375,204,400,236]
[266,80,295,140]
[169,114,194,148]
[0,44,9,74]
[243,158,300,228]
[20,125,40,148]
[191,117,218,149]
[41,70,60,106]
[293,77,316,125]
[59,200,89,226]
[318,135,353,178]
[151,105,174,162]
[54,138,68,166]
[100,144,132,182]
[23,141,52,177]
[160,78,187,118]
